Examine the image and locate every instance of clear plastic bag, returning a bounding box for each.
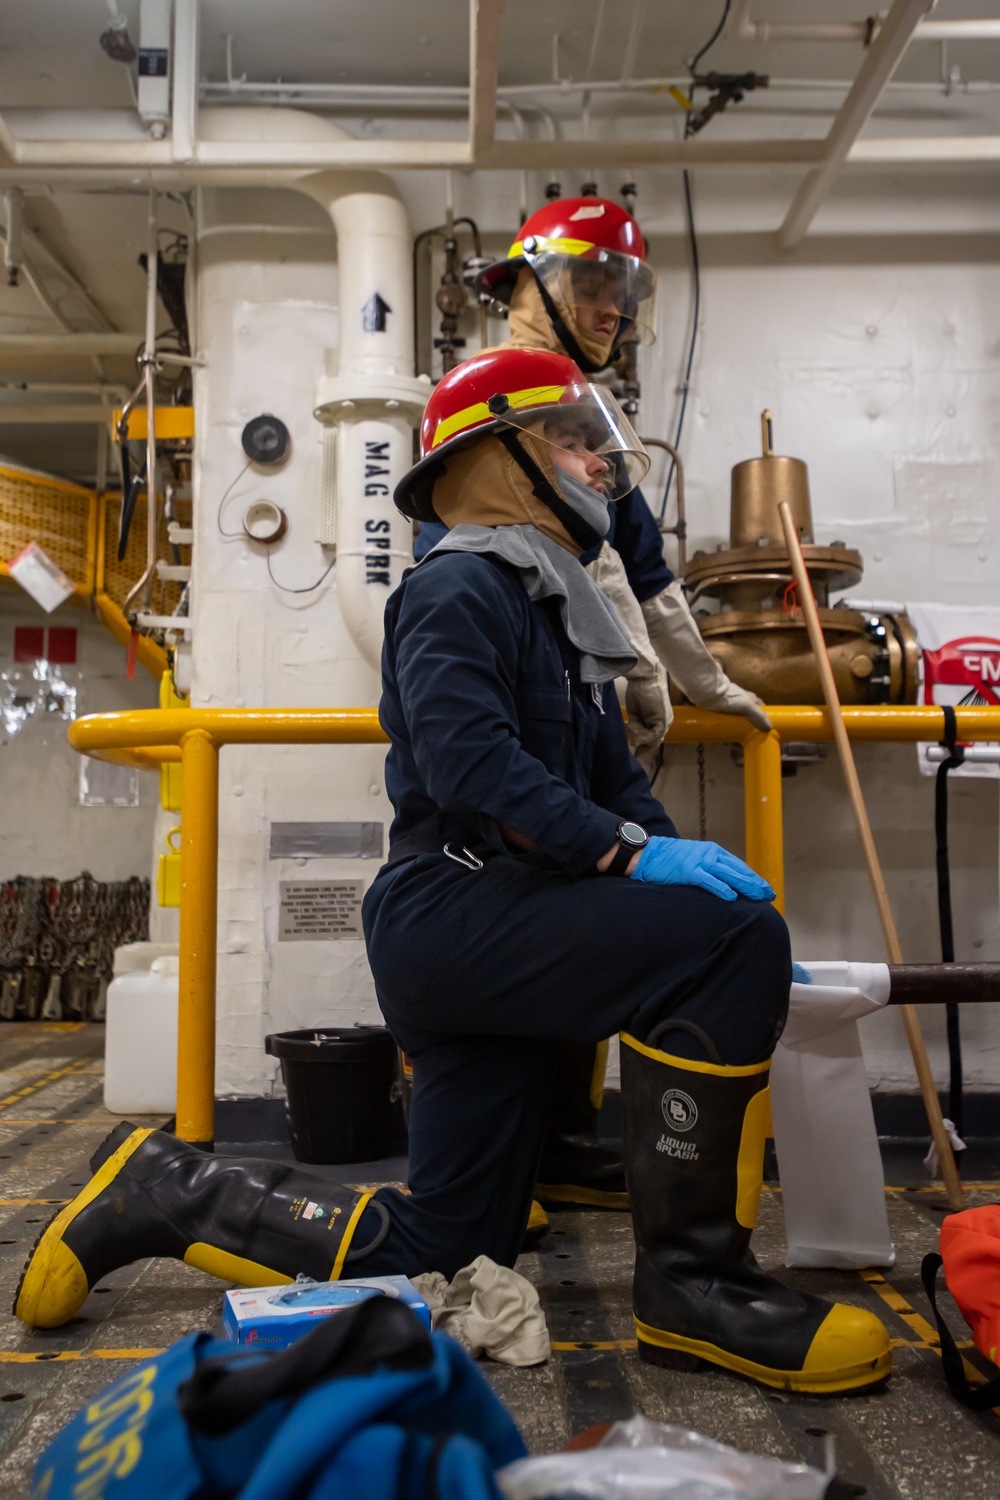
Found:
[497,1414,828,1500]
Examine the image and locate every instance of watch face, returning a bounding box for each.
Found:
[619,821,648,848]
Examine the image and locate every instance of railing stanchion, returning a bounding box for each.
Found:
[743,728,785,914]
[176,728,220,1146]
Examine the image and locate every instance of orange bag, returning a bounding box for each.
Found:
[922,1204,1000,1409]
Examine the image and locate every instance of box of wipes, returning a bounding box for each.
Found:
[222,1274,431,1349]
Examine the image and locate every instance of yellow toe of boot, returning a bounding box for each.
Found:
[13,1127,155,1328]
[798,1303,893,1394]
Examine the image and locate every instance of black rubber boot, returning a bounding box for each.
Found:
[14,1123,389,1329]
[620,1029,892,1393]
[535,1039,629,1210]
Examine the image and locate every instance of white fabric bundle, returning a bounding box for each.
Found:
[771,960,896,1271]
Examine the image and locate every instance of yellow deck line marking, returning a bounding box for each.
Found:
[0,1119,125,1126]
[551,1339,638,1351]
[0,1348,164,1364]
[0,1199,70,1207]
[860,1269,940,1346]
[19,1023,85,1034]
[0,1059,91,1114]
[860,1268,999,1408]
[3,1336,976,1362]
[885,1182,1000,1193]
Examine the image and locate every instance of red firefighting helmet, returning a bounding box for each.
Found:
[394,345,650,523]
[476,196,657,363]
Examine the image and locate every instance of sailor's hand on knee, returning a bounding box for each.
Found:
[630,837,775,903]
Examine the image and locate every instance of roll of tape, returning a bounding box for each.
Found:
[243,501,288,545]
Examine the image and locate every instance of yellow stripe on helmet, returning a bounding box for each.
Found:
[431,384,568,450]
[507,235,596,260]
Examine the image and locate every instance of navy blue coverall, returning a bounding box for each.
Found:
[412,485,674,601]
[359,550,790,1279]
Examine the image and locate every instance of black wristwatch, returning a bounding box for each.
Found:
[605,820,649,876]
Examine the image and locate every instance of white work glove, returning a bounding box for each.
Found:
[641,581,772,733]
[586,543,672,777]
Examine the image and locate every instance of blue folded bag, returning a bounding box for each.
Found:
[31,1296,526,1500]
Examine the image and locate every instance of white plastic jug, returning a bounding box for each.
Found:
[104,956,180,1115]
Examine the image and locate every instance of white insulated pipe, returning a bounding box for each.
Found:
[198,107,426,676]
[299,169,427,675]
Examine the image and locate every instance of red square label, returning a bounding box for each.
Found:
[13,625,44,663]
[46,626,78,665]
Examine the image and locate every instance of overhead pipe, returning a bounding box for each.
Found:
[729,1,1000,45]
[171,0,199,164]
[123,190,159,616]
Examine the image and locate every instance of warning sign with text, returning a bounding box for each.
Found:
[278,881,365,940]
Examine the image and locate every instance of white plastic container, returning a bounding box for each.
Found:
[104,955,180,1115]
[112,941,180,978]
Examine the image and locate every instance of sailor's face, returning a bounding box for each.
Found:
[569,264,623,339]
[547,426,611,494]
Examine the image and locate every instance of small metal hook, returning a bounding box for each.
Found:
[443,844,484,870]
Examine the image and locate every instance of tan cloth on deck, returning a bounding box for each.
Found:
[412,1255,550,1367]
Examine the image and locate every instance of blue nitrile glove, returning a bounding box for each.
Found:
[631,837,776,903]
[792,962,812,984]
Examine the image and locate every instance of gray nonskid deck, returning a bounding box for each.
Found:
[1,1024,997,1498]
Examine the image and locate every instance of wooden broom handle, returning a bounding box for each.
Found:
[777,500,963,1210]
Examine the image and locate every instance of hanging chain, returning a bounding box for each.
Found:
[697,743,707,840]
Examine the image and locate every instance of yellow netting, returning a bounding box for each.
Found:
[0,464,94,591]
[0,461,191,618]
[101,490,191,617]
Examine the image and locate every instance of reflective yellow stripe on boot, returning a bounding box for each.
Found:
[590,1039,610,1112]
[331,1193,374,1280]
[14,1128,156,1329]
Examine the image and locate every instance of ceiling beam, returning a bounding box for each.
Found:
[0,404,117,423]
[469,0,504,164]
[776,0,934,250]
[0,334,139,356]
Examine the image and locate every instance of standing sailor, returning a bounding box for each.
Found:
[417,196,771,1210]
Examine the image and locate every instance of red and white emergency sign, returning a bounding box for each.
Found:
[906,604,1000,778]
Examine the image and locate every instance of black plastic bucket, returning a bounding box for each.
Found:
[265,1026,397,1164]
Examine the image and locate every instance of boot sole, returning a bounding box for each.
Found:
[13,1126,156,1329]
[534,1184,630,1211]
[635,1321,892,1395]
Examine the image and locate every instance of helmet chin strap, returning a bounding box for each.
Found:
[494,427,605,554]
[531,272,617,376]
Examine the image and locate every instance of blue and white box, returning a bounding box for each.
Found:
[221,1275,432,1348]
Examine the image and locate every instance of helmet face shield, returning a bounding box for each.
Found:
[524,245,657,351]
[494,381,651,502]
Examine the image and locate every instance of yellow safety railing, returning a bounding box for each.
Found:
[68,704,1000,1145]
[0,463,190,678]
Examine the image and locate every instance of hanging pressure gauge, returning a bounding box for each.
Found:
[241,413,291,466]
